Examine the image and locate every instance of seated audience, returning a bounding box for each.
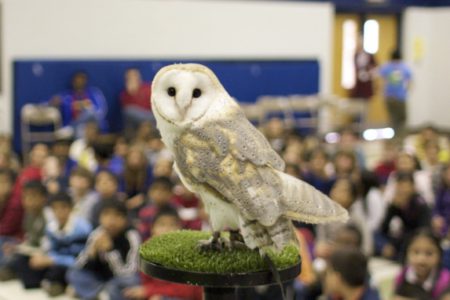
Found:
[323,247,380,300]
[404,125,450,165]
[90,170,123,227]
[394,229,450,300]
[263,117,288,154]
[303,148,335,195]
[374,140,398,186]
[0,134,21,173]
[69,120,100,172]
[0,169,21,258]
[316,177,373,256]
[138,176,176,241]
[51,131,77,180]
[41,155,64,195]
[0,181,48,283]
[12,192,90,296]
[302,224,365,300]
[120,68,153,138]
[69,167,98,222]
[92,138,124,177]
[172,184,202,230]
[384,151,434,206]
[67,200,141,300]
[121,145,153,222]
[12,143,48,200]
[336,127,367,170]
[376,172,431,260]
[432,164,450,239]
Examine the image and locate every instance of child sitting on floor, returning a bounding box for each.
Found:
[394,229,450,300]
[67,199,141,300]
[323,247,380,300]
[14,192,91,296]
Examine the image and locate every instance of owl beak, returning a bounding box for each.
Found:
[176,92,193,119]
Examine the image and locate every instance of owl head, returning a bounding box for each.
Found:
[151,64,228,126]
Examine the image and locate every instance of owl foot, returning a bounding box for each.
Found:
[229,230,248,250]
[198,231,249,252]
[198,231,226,251]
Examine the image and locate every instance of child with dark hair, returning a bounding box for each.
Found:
[67,200,141,300]
[124,205,202,300]
[93,138,124,176]
[395,229,450,300]
[90,169,122,227]
[3,180,48,259]
[121,144,153,225]
[12,143,48,199]
[0,181,48,281]
[333,150,358,180]
[316,177,373,256]
[69,166,98,222]
[384,151,435,206]
[432,164,450,238]
[324,247,380,300]
[303,148,335,195]
[172,184,202,230]
[138,176,176,241]
[10,192,91,296]
[334,224,364,250]
[0,169,21,257]
[377,172,431,260]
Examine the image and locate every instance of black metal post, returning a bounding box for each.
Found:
[204,287,236,300]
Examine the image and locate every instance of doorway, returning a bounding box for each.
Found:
[333,14,398,127]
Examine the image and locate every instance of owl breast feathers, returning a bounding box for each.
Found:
[151,63,348,251]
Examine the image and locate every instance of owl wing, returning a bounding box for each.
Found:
[174,122,284,227]
[220,110,285,172]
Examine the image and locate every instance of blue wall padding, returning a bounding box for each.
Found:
[13,59,319,152]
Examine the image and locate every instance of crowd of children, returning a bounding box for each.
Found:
[1,119,450,300]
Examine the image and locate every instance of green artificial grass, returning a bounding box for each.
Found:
[140,230,300,274]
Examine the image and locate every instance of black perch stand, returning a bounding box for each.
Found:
[140,256,301,300]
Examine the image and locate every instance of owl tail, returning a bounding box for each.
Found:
[276,171,349,224]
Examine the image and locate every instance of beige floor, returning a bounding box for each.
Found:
[0,280,75,300]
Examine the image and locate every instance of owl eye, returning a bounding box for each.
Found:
[192,88,202,98]
[167,87,176,97]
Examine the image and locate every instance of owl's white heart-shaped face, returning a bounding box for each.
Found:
[152,65,223,125]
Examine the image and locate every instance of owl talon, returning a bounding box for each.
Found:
[229,230,248,250]
[198,231,249,251]
[198,238,224,251]
[198,232,225,251]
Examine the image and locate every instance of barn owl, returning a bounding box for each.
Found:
[151,63,348,253]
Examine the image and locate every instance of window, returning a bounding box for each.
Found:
[363,19,379,54]
[341,19,357,89]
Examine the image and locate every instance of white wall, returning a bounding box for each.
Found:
[0,0,334,133]
[403,7,450,129]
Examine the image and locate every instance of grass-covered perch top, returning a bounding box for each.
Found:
[140,230,300,274]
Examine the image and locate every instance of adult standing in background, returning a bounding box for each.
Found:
[350,36,377,131]
[352,36,377,101]
[50,72,108,138]
[120,68,153,139]
[379,50,412,137]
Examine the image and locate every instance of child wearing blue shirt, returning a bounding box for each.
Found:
[15,192,91,296]
[379,49,412,135]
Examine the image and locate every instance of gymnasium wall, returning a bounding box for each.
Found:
[403,7,450,129]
